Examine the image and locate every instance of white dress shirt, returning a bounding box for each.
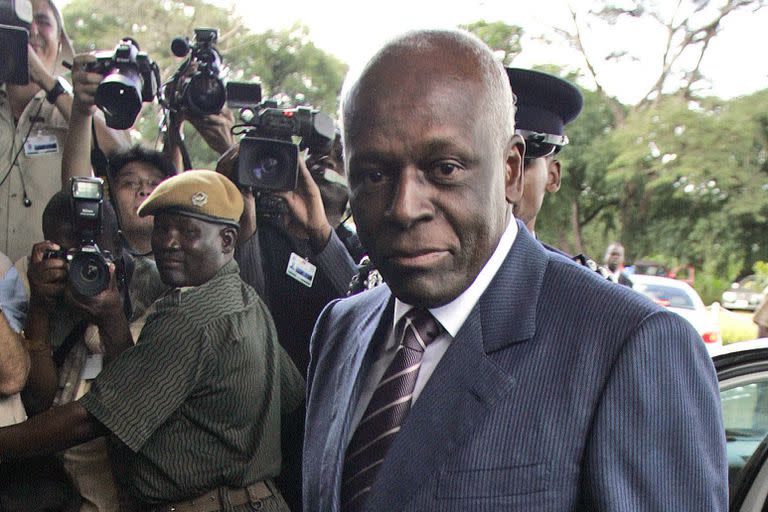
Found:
[348,214,518,434]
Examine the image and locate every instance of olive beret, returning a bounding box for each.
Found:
[137,170,243,228]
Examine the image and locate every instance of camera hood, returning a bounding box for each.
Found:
[96,72,143,129]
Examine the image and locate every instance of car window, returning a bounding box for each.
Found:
[720,372,768,494]
[633,283,695,309]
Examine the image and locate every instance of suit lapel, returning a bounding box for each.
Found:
[322,287,394,508]
[362,223,550,512]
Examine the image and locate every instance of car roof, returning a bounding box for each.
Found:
[631,274,697,292]
[631,274,706,310]
[710,338,768,358]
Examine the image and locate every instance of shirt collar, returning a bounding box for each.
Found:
[394,212,518,337]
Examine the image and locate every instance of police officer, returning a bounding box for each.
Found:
[507,67,610,277]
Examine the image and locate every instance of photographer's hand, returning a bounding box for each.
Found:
[27,241,67,307]
[275,156,333,253]
[70,54,101,117]
[26,45,57,96]
[61,53,130,188]
[24,241,66,413]
[64,262,132,365]
[187,107,236,155]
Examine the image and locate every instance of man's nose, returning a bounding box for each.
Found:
[137,179,155,197]
[385,166,433,228]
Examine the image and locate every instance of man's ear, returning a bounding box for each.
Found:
[220,227,238,254]
[505,134,525,204]
[546,158,562,193]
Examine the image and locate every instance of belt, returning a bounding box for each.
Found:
[154,481,274,512]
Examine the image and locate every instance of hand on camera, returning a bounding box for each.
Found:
[26,45,55,93]
[27,241,67,306]
[275,156,333,253]
[186,106,236,155]
[63,261,123,328]
[71,53,102,116]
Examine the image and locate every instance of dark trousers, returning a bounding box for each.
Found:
[0,456,81,511]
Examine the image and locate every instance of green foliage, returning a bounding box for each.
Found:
[461,20,524,65]
[718,308,758,345]
[540,86,768,282]
[754,261,768,281]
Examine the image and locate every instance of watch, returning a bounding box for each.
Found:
[46,77,66,104]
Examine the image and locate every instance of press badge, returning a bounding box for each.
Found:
[286,252,316,288]
[81,353,104,380]
[24,134,59,156]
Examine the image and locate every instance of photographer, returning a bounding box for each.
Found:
[209,141,356,512]
[0,171,304,512]
[1,0,129,263]
[0,188,127,511]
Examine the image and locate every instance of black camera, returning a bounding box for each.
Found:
[228,81,335,192]
[168,27,226,116]
[44,177,112,297]
[0,0,32,85]
[85,38,160,130]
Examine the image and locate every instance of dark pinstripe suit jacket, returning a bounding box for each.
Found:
[303,224,727,511]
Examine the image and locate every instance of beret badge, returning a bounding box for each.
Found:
[191,191,208,207]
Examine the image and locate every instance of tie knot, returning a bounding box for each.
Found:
[401,308,442,351]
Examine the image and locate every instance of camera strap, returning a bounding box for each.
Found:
[90,120,109,178]
[53,321,88,369]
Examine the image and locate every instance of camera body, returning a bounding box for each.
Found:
[44,177,112,297]
[169,27,226,116]
[229,82,335,192]
[0,0,32,85]
[85,38,159,130]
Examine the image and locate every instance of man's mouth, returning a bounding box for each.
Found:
[386,248,450,268]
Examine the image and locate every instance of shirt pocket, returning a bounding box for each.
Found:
[436,462,550,500]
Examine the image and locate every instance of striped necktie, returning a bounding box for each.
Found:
[341,308,443,512]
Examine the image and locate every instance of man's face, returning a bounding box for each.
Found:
[605,244,625,272]
[30,0,59,71]
[112,162,165,236]
[346,53,522,307]
[151,213,228,287]
[514,156,561,232]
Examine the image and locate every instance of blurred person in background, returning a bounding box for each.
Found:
[1,0,128,263]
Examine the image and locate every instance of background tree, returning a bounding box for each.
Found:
[461,20,524,65]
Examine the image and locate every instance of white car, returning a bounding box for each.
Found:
[631,274,722,354]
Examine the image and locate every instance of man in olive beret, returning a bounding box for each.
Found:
[0,170,304,511]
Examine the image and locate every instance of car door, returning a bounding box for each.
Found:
[715,345,768,511]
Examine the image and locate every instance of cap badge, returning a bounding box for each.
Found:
[191,191,208,207]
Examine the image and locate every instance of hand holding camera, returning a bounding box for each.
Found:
[28,240,68,307]
[275,155,333,252]
[62,260,123,330]
[25,42,54,91]
[69,53,103,116]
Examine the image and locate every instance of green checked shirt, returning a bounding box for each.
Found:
[79,260,304,505]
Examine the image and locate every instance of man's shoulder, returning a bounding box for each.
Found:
[540,251,659,321]
[323,283,390,321]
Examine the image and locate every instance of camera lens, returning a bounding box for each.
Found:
[186,74,226,116]
[96,69,144,129]
[69,251,109,297]
[252,155,280,180]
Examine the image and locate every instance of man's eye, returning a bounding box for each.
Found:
[434,162,461,176]
[365,170,385,184]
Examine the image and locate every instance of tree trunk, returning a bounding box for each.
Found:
[571,200,584,254]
